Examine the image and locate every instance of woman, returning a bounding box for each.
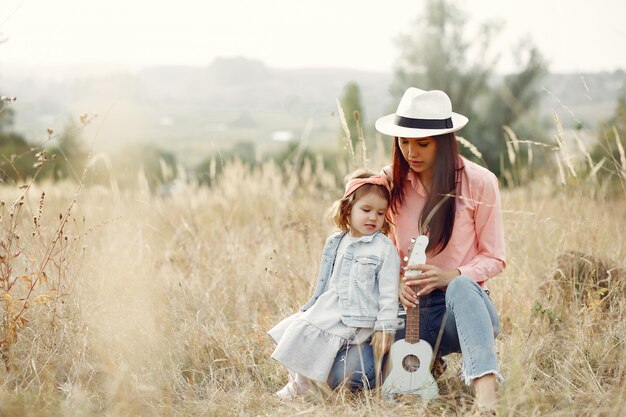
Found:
[376,87,506,411]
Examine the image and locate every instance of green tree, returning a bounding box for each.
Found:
[196,141,259,186]
[339,82,365,152]
[0,97,35,183]
[0,132,34,183]
[591,80,626,180]
[41,121,89,182]
[110,143,177,190]
[392,0,547,174]
[606,81,626,137]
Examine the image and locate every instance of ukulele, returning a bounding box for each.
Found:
[381,235,438,400]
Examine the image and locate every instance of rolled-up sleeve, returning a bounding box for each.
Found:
[457,172,506,282]
[374,243,404,331]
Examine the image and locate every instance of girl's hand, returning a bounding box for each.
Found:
[403,264,460,297]
[371,331,393,359]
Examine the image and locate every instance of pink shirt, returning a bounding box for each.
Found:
[386,156,506,286]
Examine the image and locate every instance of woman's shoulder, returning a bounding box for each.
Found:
[459,157,500,204]
[460,157,499,187]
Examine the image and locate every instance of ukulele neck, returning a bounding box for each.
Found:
[405,287,420,344]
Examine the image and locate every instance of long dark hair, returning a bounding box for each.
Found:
[390,133,463,254]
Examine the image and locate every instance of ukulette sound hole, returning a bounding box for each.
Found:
[402,354,420,372]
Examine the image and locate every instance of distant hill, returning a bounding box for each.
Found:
[4,58,394,164]
[3,57,624,165]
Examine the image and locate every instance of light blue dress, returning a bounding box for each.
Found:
[268,234,373,382]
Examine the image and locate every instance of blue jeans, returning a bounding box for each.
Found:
[326,339,376,390]
[326,275,501,389]
[395,275,501,384]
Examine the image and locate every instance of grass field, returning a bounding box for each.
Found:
[0,142,625,416]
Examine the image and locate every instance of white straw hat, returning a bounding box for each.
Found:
[375,87,468,138]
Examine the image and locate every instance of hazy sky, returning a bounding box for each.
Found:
[1,0,625,74]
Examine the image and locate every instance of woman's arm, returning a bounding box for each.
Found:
[457,171,506,282]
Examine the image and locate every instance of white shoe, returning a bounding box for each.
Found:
[275,380,300,400]
[276,372,322,401]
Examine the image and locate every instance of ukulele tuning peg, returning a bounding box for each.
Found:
[411,237,416,243]
[403,256,409,262]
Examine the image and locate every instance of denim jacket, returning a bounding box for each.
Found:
[300,231,404,332]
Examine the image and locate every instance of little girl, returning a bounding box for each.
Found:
[268,170,403,400]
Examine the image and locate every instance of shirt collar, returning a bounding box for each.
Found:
[356,231,377,242]
[342,230,378,243]
[406,170,428,197]
[334,230,381,243]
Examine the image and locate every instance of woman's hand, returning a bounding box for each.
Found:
[371,331,393,359]
[402,264,460,302]
[399,275,418,309]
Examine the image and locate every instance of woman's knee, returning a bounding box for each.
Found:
[446,275,500,337]
[446,275,477,299]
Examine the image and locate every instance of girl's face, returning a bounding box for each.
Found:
[398,136,437,175]
[348,191,388,238]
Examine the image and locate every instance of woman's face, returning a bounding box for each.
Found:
[398,137,437,175]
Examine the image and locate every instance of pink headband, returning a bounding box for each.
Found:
[343,175,391,198]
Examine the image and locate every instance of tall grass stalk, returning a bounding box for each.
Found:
[336,99,356,170]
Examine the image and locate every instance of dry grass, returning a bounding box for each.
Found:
[0,149,624,417]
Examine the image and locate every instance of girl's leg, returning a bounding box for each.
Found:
[276,372,314,400]
[326,341,376,390]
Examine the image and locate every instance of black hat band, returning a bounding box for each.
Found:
[395,115,453,129]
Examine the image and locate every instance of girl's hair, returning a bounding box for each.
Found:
[390,133,463,254]
[329,169,391,235]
